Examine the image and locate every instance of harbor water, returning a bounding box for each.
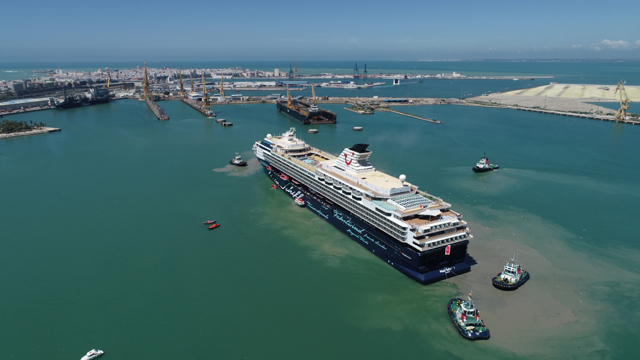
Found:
[1,62,640,359]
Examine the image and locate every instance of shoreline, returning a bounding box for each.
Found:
[0,127,61,140]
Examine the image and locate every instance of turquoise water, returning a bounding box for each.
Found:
[2,65,640,359]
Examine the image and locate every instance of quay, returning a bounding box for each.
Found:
[376,107,443,124]
[0,127,61,140]
[182,98,216,117]
[145,97,169,121]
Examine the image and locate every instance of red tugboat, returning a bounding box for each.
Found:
[208,223,220,229]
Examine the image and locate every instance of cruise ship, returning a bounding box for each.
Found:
[253,128,472,284]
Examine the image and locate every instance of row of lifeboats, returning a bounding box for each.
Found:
[203,220,220,229]
[267,166,306,207]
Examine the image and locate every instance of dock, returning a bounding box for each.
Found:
[145,97,169,121]
[182,98,216,117]
[376,107,443,124]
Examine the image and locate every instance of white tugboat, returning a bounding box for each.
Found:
[447,290,490,340]
[80,349,104,360]
[492,250,530,290]
[229,153,247,167]
[472,152,499,173]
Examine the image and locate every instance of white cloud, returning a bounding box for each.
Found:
[572,39,639,51]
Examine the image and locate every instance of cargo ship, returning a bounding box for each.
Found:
[55,87,110,109]
[253,128,472,284]
[276,85,336,125]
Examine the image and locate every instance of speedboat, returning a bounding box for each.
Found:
[203,220,216,225]
[230,153,247,166]
[472,152,499,173]
[81,349,104,360]
[208,223,220,229]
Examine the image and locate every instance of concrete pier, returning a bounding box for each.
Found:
[145,98,169,121]
[376,107,443,124]
[182,98,216,118]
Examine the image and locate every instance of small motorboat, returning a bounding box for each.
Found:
[448,290,490,340]
[203,220,216,225]
[271,184,278,189]
[208,223,220,230]
[295,197,305,207]
[266,166,272,170]
[81,349,104,360]
[230,153,247,167]
[492,250,530,290]
[353,127,363,131]
[472,152,499,173]
[308,129,319,134]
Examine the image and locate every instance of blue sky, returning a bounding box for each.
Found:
[2,0,639,61]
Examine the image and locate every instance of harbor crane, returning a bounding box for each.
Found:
[201,71,212,115]
[294,61,299,79]
[178,69,185,99]
[104,70,111,90]
[614,80,631,121]
[143,61,150,99]
[219,74,225,97]
[190,72,194,92]
[310,85,319,112]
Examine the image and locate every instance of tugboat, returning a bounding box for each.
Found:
[448,290,490,340]
[229,153,247,166]
[492,250,530,291]
[203,220,216,225]
[80,349,104,360]
[472,152,499,173]
[295,197,305,207]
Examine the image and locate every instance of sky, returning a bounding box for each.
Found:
[2,0,640,62]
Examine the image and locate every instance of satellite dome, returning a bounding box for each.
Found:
[399,174,406,182]
[267,134,272,139]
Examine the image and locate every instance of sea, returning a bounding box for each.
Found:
[1,61,639,359]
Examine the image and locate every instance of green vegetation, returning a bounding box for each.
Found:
[0,119,46,134]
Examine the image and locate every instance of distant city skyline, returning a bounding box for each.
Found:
[2,0,640,62]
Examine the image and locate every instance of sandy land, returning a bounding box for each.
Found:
[468,95,618,114]
[488,84,640,101]
[0,127,61,140]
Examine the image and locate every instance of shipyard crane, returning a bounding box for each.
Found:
[143,61,150,99]
[310,85,319,112]
[287,84,292,108]
[614,80,631,121]
[363,64,368,79]
[294,61,299,79]
[219,74,225,97]
[178,69,185,100]
[104,70,111,90]
[201,71,212,114]
[190,72,194,92]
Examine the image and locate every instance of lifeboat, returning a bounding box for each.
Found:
[291,178,300,185]
[203,220,216,225]
[266,166,272,170]
[280,174,289,180]
[271,184,278,189]
[295,198,306,207]
[208,223,221,230]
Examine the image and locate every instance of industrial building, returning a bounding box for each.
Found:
[0,98,53,111]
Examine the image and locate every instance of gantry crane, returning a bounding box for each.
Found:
[178,69,185,99]
[614,80,631,121]
[219,74,225,97]
[201,71,212,114]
